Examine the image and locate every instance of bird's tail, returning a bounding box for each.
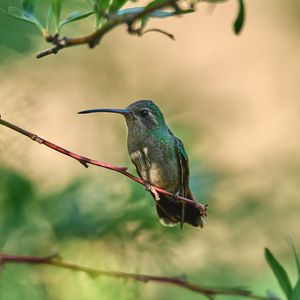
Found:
[155,192,204,228]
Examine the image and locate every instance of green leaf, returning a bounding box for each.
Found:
[291,278,300,300]
[21,0,35,14]
[86,0,95,8]
[140,16,149,30]
[286,236,300,276]
[116,7,193,18]
[0,7,45,34]
[144,0,194,13]
[59,11,94,29]
[145,0,164,9]
[51,0,63,32]
[110,0,128,12]
[233,0,245,34]
[265,248,292,299]
[95,0,111,10]
[116,7,145,15]
[46,4,53,33]
[94,0,110,27]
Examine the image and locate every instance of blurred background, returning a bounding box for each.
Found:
[0,0,300,299]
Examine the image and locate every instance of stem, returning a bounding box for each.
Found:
[0,116,207,216]
[36,0,179,58]
[0,253,268,300]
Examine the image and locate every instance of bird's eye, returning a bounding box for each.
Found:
[140,109,149,117]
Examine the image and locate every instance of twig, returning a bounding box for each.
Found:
[0,116,208,217]
[143,28,175,40]
[36,0,179,59]
[0,253,268,300]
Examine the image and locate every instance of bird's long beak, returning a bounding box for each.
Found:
[77,108,130,115]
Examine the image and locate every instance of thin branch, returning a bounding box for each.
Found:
[0,115,207,217]
[143,28,175,40]
[36,0,179,59]
[0,253,268,300]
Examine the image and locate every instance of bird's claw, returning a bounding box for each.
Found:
[172,192,208,218]
[196,203,208,217]
[144,182,160,201]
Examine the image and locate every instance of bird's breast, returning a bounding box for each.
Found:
[129,144,179,193]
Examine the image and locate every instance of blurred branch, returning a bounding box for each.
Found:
[0,253,268,300]
[1,0,245,58]
[0,116,207,217]
[36,0,179,59]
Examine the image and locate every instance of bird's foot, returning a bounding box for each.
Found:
[172,191,181,203]
[172,193,208,217]
[144,182,160,201]
[195,203,208,217]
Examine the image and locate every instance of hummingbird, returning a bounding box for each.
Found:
[78,100,204,228]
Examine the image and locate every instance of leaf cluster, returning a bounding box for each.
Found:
[265,238,300,300]
[0,0,188,36]
[0,0,245,40]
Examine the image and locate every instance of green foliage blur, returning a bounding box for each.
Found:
[0,0,38,60]
[1,160,298,300]
[0,165,215,300]
[265,240,300,300]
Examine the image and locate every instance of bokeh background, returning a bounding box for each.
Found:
[1,0,300,299]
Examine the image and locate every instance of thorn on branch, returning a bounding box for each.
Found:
[88,38,100,49]
[171,2,182,13]
[47,253,62,260]
[36,45,64,59]
[31,134,43,144]
[176,273,188,282]
[79,160,89,168]
[126,21,135,34]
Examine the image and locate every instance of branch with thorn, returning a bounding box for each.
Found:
[0,253,268,300]
[36,0,183,59]
[0,116,208,217]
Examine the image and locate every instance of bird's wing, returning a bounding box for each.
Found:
[168,128,191,198]
[173,133,205,228]
[168,129,193,228]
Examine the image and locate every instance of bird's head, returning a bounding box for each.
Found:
[78,100,166,132]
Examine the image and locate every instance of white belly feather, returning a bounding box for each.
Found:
[130,146,179,192]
